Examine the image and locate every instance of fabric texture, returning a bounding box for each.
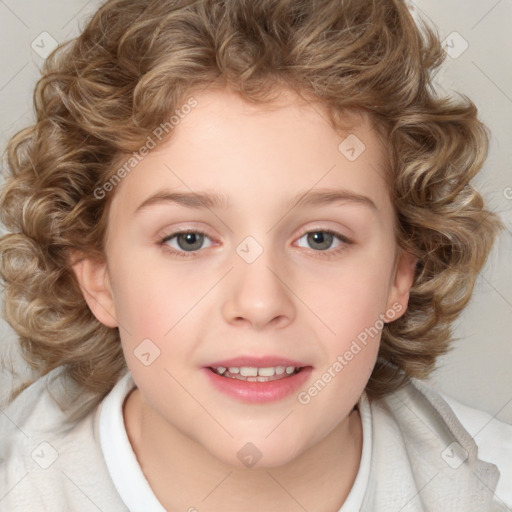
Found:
[97,371,371,511]
[0,366,510,511]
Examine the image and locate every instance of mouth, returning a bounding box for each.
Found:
[202,356,312,403]
[207,365,303,382]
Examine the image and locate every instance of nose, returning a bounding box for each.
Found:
[221,251,296,331]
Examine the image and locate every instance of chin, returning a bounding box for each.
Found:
[206,437,306,470]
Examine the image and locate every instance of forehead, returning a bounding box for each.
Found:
[108,87,391,218]
[166,87,380,156]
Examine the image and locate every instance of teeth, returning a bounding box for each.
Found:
[214,365,301,379]
[240,367,258,377]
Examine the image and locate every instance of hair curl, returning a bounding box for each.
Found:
[0,0,503,420]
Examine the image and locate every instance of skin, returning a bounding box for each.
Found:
[73,87,416,511]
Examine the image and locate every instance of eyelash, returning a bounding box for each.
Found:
[158,228,353,260]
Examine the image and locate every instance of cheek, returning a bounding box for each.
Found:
[296,262,389,430]
[108,254,214,377]
[109,249,200,334]
[297,249,395,340]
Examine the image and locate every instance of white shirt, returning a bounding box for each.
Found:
[440,392,512,508]
[98,370,373,511]
[98,370,512,511]
[2,366,509,510]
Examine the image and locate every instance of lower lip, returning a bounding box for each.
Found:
[201,367,313,404]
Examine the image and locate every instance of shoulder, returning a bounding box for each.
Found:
[369,378,511,510]
[0,368,128,511]
[438,389,512,509]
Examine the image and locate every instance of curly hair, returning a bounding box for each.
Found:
[0,0,503,420]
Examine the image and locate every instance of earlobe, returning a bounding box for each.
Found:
[71,253,118,328]
[385,249,417,322]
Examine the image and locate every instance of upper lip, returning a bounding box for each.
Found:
[205,356,310,368]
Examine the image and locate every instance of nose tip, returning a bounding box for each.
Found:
[222,259,295,331]
[232,309,288,330]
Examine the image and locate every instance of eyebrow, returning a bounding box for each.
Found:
[134,187,378,214]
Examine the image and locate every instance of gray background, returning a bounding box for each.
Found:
[0,0,511,422]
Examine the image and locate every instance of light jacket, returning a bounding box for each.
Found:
[0,367,509,511]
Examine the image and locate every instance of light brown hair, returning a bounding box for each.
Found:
[0,0,502,420]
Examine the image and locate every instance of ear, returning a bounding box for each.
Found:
[70,252,118,328]
[385,248,417,322]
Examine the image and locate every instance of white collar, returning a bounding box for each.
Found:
[98,370,372,512]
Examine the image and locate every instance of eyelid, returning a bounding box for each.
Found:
[294,224,353,243]
[157,224,354,260]
[155,224,215,244]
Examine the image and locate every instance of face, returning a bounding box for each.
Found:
[77,87,415,468]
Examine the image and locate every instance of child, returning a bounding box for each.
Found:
[0,0,510,510]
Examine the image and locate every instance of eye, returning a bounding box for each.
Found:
[158,228,353,259]
[160,230,213,258]
[295,229,352,256]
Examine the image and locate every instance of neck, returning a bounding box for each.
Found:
[124,388,363,512]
